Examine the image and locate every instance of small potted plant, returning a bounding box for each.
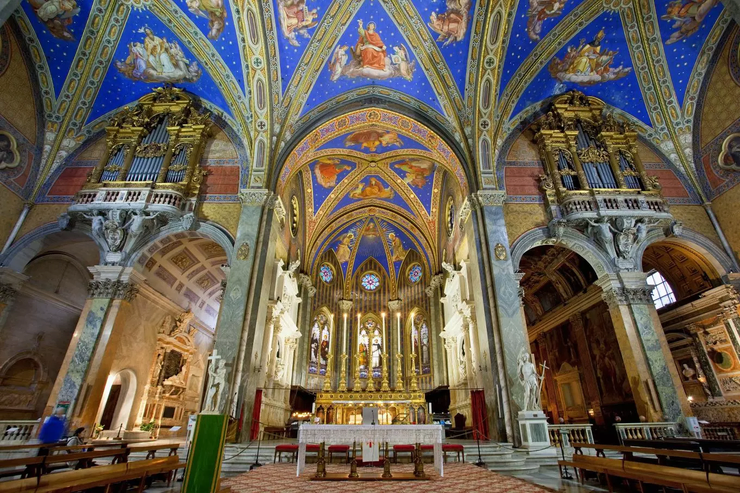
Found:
[139,420,157,438]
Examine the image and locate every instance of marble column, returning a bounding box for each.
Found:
[425,274,445,389]
[294,275,315,388]
[212,189,272,416]
[599,276,688,421]
[44,266,138,421]
[622,273,689,421]
[476,190,529,444]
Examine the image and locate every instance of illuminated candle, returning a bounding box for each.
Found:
[343,313,348,355]
[381,312,386,351]
[397,312,401,351]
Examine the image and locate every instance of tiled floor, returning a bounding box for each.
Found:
[513,465,610,492]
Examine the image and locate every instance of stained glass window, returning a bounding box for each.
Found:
[411,314,431,376]
[308,313,330,375]
[358,318,383,379]
[319,264,333,283]
[408,264,422,284]
[361,272,380,291]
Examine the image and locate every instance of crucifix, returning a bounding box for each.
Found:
[204,350,230,414]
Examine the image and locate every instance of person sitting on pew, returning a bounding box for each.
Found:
[65,427,86,469]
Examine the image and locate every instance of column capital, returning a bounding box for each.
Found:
[87,266,139,301]
[0,284,18,304]
[387,299,401,312]
[297,274,316,298]
[474,190,506,207]
[238,188,271,206]
[338,299,354,313]
[425,273,444,297]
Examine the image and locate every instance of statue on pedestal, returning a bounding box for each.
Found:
[517,349,546,411]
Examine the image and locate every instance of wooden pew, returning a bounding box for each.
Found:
[572,442,740,475]
[0,447,131,480]
[129,443,182,460]
[566,453,739,492]
[623,438,740,453]
[0,455,185,493]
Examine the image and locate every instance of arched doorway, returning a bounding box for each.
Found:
[97,369,137,433]
[518,245,639,439]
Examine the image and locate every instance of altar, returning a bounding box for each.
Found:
[297,424,445,477]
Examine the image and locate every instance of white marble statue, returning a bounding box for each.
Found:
[518,349,545,411]
[204,359,227,413]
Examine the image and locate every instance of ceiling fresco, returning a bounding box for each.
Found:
[6,0,739,271]
[21,0,93,96]
[86,6,234,124]
[301,1,444,115]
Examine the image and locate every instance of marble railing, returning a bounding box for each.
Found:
[548,424,594,447]
[0,420,40,444]
[614,422,680,444]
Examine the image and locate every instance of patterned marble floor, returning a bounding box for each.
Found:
[223,462,555,492]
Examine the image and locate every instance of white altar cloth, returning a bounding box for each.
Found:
[296,424,445,477]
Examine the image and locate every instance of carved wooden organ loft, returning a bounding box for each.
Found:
[70,87,212,217]
[533,91,671,223]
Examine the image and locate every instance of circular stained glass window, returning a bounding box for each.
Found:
[408,264,422,284]
[319,264,334,284]
[361,272,381,291]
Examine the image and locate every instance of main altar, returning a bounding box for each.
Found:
[297,424,445,477]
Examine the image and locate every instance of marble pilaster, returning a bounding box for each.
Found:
[212,189,271,416]
[621,273,689,421]
[45,266,139,419]
[476,190,529,444]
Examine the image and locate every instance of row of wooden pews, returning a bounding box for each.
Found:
[0,456,184,493]
[559,441,740,492]
[0,441,188,493]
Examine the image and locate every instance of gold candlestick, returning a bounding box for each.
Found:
[338,353,348,392]
[323,354,333,391]
[380,353,390,391]
[395,353,404,390]
[409,353,419,391]
[354,353,362,392]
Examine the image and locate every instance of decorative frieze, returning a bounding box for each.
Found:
[88,279,139,302]
[720,376,740,394]
[239,188,271,206]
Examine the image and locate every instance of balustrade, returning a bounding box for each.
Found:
[700,424,739,440]
[0,420,40,444]
[614,422,681,444]
[548,424,594,447]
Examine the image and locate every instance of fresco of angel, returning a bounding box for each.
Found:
[328,20,416,81]
[185,0,227,40]
[526,0,567,42]
[393,159,436,188]
[348,177,395,200]
[548,29,632,86]
[428,0,472,46]
[313,158,352,188]
[115,28,202,83]
[277,0,319,47]
[344,128,403,152]
[28,0,80,41]
[662,0,720,45]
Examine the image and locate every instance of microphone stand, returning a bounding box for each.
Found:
[559,429,573,480]
[474,430,485,468]
[250,419,266,470]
